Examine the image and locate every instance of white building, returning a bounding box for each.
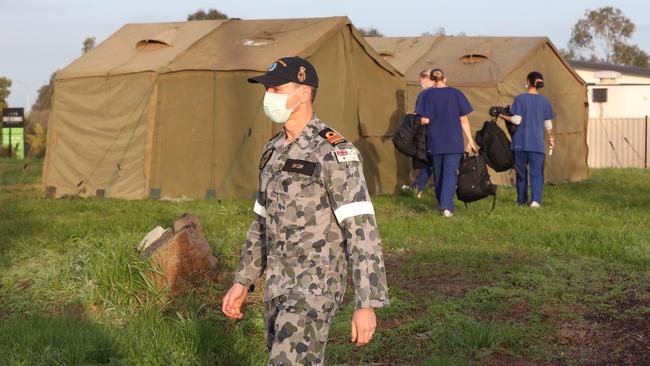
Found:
[570,61,649,168]
[570,61,650,119]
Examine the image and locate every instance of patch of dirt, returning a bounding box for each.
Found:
[494,299,530,322]
[384,252,490,298]
[552,297,650,366]
[480,351,540,366]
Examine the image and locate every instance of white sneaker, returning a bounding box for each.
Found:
[530,201,541,208]
[416,190,423,198]
[443,210,454,218]
[401,185,411,191]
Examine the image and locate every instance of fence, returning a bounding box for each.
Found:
[587,117,649,168]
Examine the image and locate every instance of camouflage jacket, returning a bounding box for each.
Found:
[233,115,389,309]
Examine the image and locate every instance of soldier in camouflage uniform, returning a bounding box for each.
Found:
[222,57,389,366]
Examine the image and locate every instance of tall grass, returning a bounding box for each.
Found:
[1,159,649,365]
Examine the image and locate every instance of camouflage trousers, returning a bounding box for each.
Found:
[264,293,338,366]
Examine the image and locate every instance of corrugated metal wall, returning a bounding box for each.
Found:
[587,117,649,168]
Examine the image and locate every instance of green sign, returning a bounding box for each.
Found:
[2,127,25,159]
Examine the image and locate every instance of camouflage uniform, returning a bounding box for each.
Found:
[233,115,389,365]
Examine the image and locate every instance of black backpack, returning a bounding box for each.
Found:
[474,119,514,172]
[456,153,497,211]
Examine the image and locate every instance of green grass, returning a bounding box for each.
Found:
[1,158,649,365]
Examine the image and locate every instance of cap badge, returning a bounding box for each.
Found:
[268,62,277,72]
[297,66,307,83]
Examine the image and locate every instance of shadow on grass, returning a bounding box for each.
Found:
[0,313,126,365]
[0,310,268,366]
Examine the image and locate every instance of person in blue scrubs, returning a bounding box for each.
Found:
[416,68,476,217]
[409,69,435,197]
[501,71,555,208]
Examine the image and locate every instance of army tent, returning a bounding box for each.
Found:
[44,17,407,199]
[366,36,590,184]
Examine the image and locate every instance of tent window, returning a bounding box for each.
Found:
[136,39,171,50]
[460,54,489,64]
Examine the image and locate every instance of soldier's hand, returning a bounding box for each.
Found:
[222,283,248,319]
[351,308,377,346]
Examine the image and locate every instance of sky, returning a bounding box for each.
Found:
[1,0,649,110]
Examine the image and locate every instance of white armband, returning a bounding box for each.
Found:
[544,120,553,130]
[333,201,375,223]
[253,200,267,217]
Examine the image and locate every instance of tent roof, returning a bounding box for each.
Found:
[367,36,583,87]
[57,17,399,80]
[57,21,225,79]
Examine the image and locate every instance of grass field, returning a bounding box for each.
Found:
[1,159,649,365]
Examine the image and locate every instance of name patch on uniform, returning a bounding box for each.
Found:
[259,148,274,170]
[334,148,359,163]
[282,159,316,176]
[319,128,346,146]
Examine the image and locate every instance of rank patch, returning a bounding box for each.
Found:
[282,159,316,176]
[335,148,359,163]
[319,128,346,146]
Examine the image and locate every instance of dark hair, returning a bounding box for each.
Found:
[430,68,445,82]
[527,71,544,88]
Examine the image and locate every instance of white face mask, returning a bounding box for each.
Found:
[263,87,303,124]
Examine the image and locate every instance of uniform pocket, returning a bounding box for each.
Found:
[274,171,317,197]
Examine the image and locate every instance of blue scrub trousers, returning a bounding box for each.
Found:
[430,153,463,212]
[514,151,545,205]
[413,166,433,191]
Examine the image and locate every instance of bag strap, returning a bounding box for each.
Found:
[489,190,497,213]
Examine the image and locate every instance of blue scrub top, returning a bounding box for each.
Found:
[510,93,555,153]
[415,87,473,154]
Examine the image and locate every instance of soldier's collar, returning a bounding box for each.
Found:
[294,114,320,150]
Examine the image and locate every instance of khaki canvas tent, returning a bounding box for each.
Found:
[44,17,408,199]
[367,36,590,184]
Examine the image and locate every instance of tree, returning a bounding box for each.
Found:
[568,6,635,63]
[82,36,96,54]
[187,8,228,21]
[358,27,384,37]
[559,48,578,61]
[422,27,446,37]
[25,122,47,158]
[612,42,649,68]
[32,71,57,112]
[0,76,11,111]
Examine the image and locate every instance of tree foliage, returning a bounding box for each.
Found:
[25,122,47,158]
[0,76,11,110]
[568,6,648,67]
[358,27,384,37]
[612,42,649,68]
[82,37,96,54]
[422,27,446,37]
[32,72,57,112]
[187,8,228,21]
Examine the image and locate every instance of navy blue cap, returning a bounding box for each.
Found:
[248,56,319,88]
